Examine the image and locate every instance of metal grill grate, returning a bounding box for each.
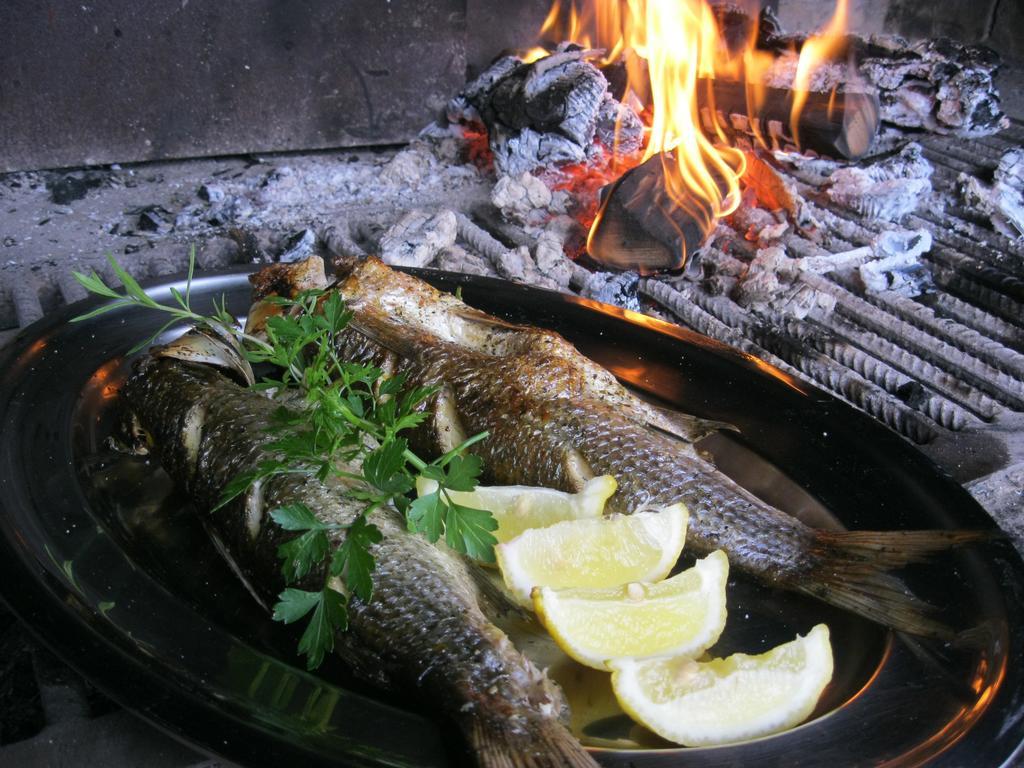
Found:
[634,122,1024,485]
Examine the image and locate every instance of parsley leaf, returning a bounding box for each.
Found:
[270,503,325,531]
[408,490,446,543]
[363,438,413,496]
[296,588,348,670]
[332,516,383,602]
[272,504,331,581]
[272,588,321,623]
[441,453,483,492]
[445,500,499,563]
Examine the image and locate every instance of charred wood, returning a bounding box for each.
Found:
[717,7,1006,137]
[696,78,880,161]
[587,153,723,274]
[449,49,621,177]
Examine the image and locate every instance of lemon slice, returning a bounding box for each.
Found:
[533,550,728,670]
[416,475,617,543]
[609,624,833,746]
[495,504,688,604]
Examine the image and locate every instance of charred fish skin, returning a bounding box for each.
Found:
[309,257,980,638]
[121,356,599,768]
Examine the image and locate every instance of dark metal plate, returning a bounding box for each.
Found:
[0,267,1021,767]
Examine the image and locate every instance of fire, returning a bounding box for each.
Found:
[790,0,850,150]
[532,0,853,269]
[629,0,744,227]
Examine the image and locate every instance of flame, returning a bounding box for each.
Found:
[630,0,744,228]
[520,46,552,64]
[537,0,628,65]
[790,0,849,150]
[531,0,852,269]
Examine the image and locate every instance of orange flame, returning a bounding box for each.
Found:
[631,0,744,227]
[531,0,852,268]
[790,0,849,150]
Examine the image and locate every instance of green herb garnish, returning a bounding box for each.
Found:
[73,252,498,669]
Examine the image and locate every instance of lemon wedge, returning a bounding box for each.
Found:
[416,475,617,543]
[495,504,688,604]
[533,550,729,670]
[609,624,833,746]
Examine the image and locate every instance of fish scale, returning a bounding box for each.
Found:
[301,257,987,639]
[122,354,599,768]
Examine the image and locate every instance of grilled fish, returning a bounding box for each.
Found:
[250,256,981,638]
[121,347,599,768]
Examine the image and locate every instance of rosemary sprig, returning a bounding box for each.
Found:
[73,253,498,670]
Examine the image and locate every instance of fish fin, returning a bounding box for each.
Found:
[563,448,595,492]
[346,313,423,360]
[799,529,992,639]
[453,307,528,331]
[644,403,738,444]
[464,714,599,768]
[465,561,532,621]
[434,384,469,455]
[896,627,996,701]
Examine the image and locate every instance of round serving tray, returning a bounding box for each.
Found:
[0,266,1021,767]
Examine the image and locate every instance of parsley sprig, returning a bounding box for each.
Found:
[73,253,498,669]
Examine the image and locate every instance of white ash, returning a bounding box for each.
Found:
[492,127,584,178]
[491,172,552,228]
[571,268,642,311]
[502,244,561,290]
[858,229,934,296]
[731,246,787,309]
[594,95,645,157]
[760,25,1006,137]
[447,49,607,177]
[856,37,1008,137]
[704,244,837,320]
[379,209,458,268]
[378,140,477,191]
[958,148,1024,241]
[432,244,496,277]
[278,228,317,263]
[533,228,575,291]
[996,148,1024,190]
[322,217,369,260]
[452,212,560,291]
[730,202,789,245]
[712,221,932,318]
[826,143,933,222]
[762,52,858,96]
[771,151,841,187]
[170,140,488,243]
[791,245,874,275]
[447,47,642,179]
[729,246,836,319]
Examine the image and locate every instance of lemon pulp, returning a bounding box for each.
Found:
[495,504,688,604]
[609,624,834,746]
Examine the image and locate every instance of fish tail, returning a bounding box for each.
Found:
[797,529,993,639]
[464,715,599,768]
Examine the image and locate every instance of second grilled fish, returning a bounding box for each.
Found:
[250,256,981,639]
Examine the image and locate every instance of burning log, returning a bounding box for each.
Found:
[448,47,642,177]
[587,153,724,274]
[744,8,1008,137]
[696,78,880,161]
